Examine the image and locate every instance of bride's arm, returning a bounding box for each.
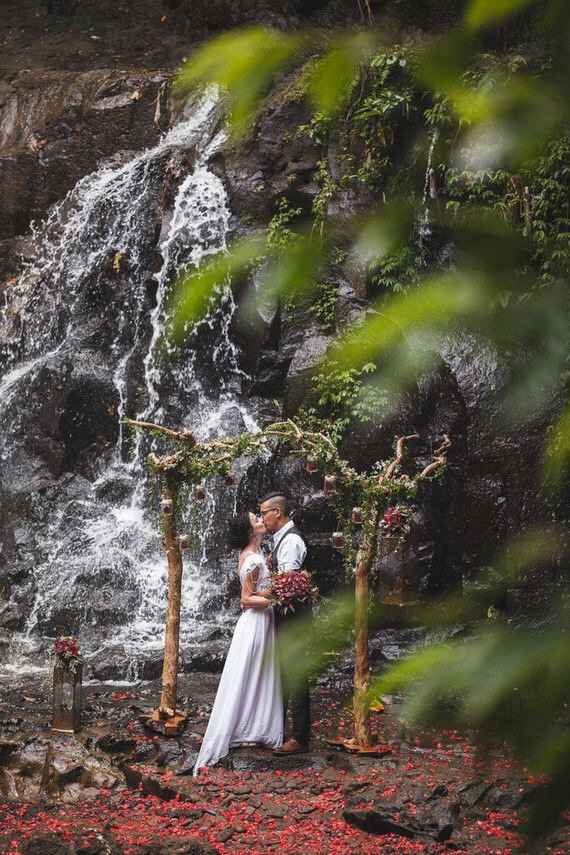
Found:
[240,567,271,610]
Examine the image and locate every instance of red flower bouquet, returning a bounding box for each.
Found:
[270,570,319,615]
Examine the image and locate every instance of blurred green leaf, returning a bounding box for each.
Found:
[168,237,264,343]
[240,232,325,323]
[368,643,452,697]
[353,205,415,264]
[465,0,534,31]
[544,403,570,488]
[335,273,485,369]
[175,27,303,136]
[308,32,375,117]
[419,31,474,90]
[279,593,355,692]
[371,627,570,835]
[494,527,561,583]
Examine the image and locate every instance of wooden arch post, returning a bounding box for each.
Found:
[151,472,187,735]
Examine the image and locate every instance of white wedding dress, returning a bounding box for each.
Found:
[193,552,283,774]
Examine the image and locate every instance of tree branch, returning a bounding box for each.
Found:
[124,418,196,445]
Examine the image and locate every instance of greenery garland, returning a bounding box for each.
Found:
[124,418,445,585]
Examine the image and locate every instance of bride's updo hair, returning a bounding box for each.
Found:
[228,513,253,550]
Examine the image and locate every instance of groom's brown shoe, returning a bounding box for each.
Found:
[273,738,308,755]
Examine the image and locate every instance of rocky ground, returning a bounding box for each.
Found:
[1,664,569,855]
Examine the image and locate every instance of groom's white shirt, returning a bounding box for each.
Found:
[272,520,307,572]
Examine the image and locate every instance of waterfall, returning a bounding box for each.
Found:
[0,91,257,676]
[417,129,439,262]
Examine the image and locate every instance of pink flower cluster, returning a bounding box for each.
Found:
[270,571,319,615]
[54,636,80,659]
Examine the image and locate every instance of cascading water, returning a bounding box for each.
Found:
[0,91,258,678]
[417,129,440,264]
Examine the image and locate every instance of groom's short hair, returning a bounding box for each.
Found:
[260,492,289,515]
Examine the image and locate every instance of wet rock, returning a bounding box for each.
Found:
[0,69,169,240]
[76,832,123,855]
[135,837,218,855]
[183,642,228,674]
[230,751,328,773]
[249,350,291,398]
[94,733,137,756]
[334,278,366,328]
[21,832,74,855]
[343,797,460,842]
[282,313,334,416]
[457,779,493,808]
[87,646,161,682]
[0,601,30,631]
[1,735,124,802]
[157,739,184,767]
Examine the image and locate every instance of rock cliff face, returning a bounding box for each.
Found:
[0,1,564,674]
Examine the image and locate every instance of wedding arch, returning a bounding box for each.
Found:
[126,416,450,748]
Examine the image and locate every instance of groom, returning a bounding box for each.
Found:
[259,492,311,754]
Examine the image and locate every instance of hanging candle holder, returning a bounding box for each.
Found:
[305,458,318,474]
[178,535,189,550]
[323,474,337,496]
[194,485,206,500]
[332,531,346,550]
[161,497,173,514]
[351,506,363,525]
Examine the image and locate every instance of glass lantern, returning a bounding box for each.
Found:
[52,660,82,733]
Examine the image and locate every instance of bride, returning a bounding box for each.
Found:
[193,511,283,773]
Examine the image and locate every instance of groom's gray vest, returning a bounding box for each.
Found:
[269,526,306,572]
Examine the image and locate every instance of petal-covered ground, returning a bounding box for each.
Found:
[1,671,569,854]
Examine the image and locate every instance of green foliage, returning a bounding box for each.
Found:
[298,359,390,446]
[298,111,335,146]
[266,198,303,252]
[307,33,371,117]
[523,134,570,284]
[312,159,337,233]
[310,281,337,331]
[368,245,419,294]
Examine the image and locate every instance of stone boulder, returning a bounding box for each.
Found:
[0,68,170,240]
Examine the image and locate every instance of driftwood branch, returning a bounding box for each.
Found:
[379,434,420,483]
[420,434,452,478]
[123,418,196,446]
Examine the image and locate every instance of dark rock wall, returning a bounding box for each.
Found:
[0,69,170,241]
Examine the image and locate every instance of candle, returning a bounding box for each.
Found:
[324,474,337,495]
[351,506,363,524]
[332,531,346,549]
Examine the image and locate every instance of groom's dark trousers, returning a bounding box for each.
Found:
[275,602,311,745]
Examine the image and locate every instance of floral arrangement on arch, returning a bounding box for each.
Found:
[270,570,320,615]
[380,504,410,534]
